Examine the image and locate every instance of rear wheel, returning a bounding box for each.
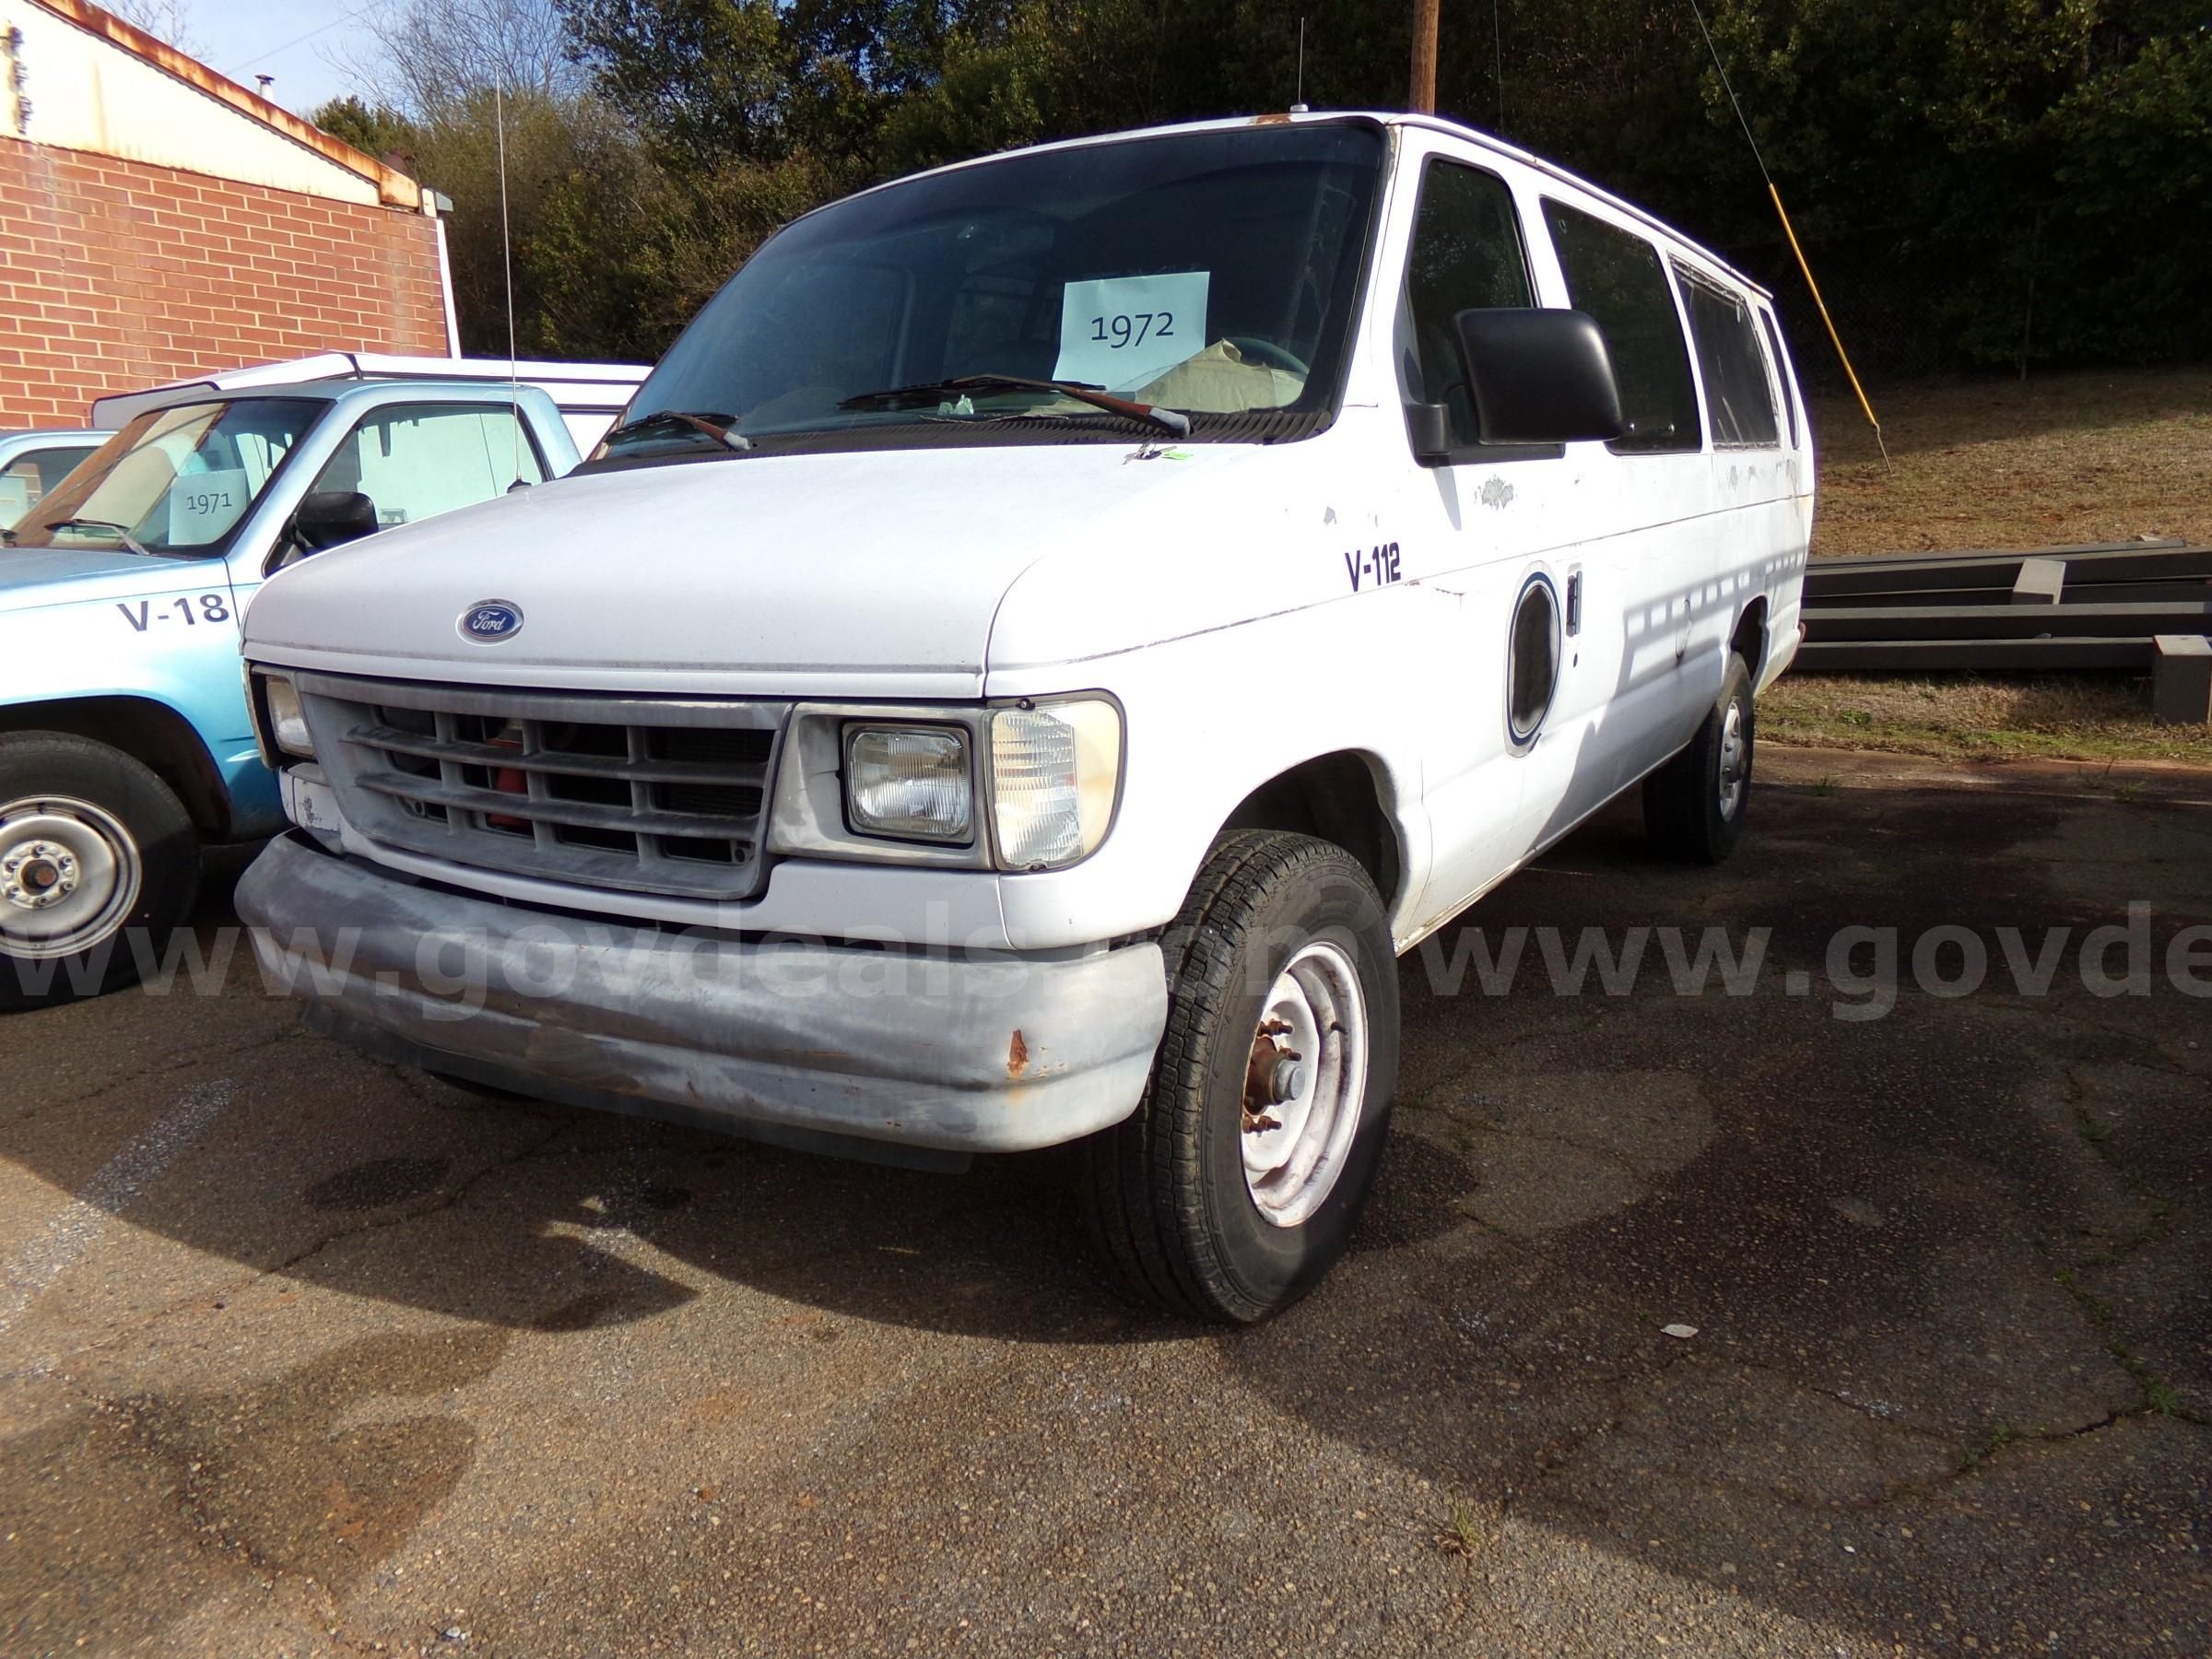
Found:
[0,733,199,1011]
[1080,830,1398,1323]
[1643,652,1755,865]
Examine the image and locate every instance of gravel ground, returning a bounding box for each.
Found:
[2,746,2206,1657]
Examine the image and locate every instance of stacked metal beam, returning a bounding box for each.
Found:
[1796,540,2212,677]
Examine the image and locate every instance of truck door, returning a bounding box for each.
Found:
[1524,199,1715,841]
[1670,268,1797,684]
[1392,154,1558,915]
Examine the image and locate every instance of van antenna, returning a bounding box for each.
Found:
[1296,18,1305,108]
[1492,0,1504,130]
[1682,0,1888,466]
[494,76,524,488]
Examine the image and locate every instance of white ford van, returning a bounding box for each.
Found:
[236,112,1811,1321]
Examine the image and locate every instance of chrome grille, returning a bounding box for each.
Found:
[293,673,787,900]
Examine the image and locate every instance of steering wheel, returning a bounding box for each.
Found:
[1224,335,1311,377]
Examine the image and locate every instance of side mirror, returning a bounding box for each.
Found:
[1405,401,1452,465]
[1452,308,1625,445]
[292,490,380,553]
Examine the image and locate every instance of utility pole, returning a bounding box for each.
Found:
[1409,0,1440,112]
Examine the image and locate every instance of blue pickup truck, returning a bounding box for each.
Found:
[0,360,639,1006]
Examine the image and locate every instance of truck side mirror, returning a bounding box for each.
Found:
[1452,308,1625,445]
[1405,401,1453,465]
[293,490,380,553]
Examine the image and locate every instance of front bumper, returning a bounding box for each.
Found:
[236,834,1169,1159]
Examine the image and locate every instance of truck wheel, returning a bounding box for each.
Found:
[1643,651,1754,865]
[1080,830,1399,1323]
[0,733,199,1011]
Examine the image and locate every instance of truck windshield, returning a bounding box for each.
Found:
[605,122,1385,460]
[6,398,319,556]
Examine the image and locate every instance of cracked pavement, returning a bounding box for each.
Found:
[1,746,2206,1655]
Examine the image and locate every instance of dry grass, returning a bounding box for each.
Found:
[1776,368,2212,766]
[1806,365,2212,557]
[1761,673,2212,767]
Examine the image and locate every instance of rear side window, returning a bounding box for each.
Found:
[1759,310,1798,447]
[1401,159,1535,449]
[1676,267,1780,447]
[1541,201,1699,454]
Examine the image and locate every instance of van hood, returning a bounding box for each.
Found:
[243,441,1282,697]
[0,547,215,613]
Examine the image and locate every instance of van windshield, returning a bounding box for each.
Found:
[5,398,319,556]
[604,123,1385,460]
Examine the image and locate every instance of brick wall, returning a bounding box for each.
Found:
[0,139,449,429]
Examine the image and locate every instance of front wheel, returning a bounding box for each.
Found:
[1642,652,1755,865]
[1080,830,1399,1323]
[0,733,199,1011]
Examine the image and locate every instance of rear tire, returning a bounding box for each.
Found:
[0,733,199,1011]
[1079,830,1399,1323]
[1643,653,1755,865]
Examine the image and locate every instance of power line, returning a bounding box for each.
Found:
[1682,0,1771,188]
[221,0,383,87]
[1682,0,1887,464]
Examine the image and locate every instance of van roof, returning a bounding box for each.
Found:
[817,111,1772,302]
[89,353,649,429]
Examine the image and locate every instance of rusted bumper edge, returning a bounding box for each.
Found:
[235,834,1169,1159]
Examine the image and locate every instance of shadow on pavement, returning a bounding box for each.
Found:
[2,763,2206,1649]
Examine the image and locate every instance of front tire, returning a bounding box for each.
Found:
[1080,830,1399,1323]
[1643,652,1755,865]
[0,733,199,1011]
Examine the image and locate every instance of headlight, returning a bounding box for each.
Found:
[843,724,972,842]
[990,699,1121,868]
[258,672,314,759]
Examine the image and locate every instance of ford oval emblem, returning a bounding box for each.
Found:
[459,600,524,643]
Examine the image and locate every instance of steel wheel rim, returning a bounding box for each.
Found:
[1241,937,1369,1230]
[1717,700,1748,820]
[0,795,141,959]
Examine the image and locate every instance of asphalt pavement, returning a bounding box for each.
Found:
[2,746,2206,1656]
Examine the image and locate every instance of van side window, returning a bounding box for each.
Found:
[1540,201,1699,454]
[1759,309,1799,447]
[1401,160,1535,448]
[1676,267,1781,447]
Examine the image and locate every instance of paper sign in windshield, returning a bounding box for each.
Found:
[166,468,251,544]
[1053,271,1210,393]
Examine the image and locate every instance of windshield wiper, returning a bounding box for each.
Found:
[46,517,153,555]
[839,374,1192,439]
[602,409,752,452]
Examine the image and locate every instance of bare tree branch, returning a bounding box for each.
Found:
[326,0,580,116]
[108,0,206,58]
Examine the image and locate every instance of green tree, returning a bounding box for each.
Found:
[312,96,422,167]
[331,0,2212,372]
[556,0,797,166]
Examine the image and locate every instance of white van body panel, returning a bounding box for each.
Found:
[247,113,1814,958]
[236,111,1814,1155]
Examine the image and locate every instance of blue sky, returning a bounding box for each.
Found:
[193,0,381,116]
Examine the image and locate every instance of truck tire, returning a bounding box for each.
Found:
[1080,830,1399,1323]
[0,733,200,1011]
[1643,651,1755,865]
